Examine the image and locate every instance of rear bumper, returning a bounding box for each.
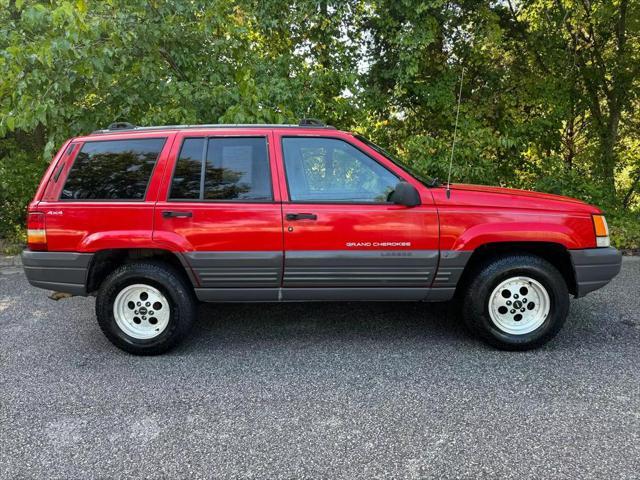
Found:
[21,250,93,296]
[569,247,622,297]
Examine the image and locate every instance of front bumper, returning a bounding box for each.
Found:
[569,247,622,297]
[21,250,94,296]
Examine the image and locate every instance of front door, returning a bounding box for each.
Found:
[276,134,439,301]
[153,130,284,300]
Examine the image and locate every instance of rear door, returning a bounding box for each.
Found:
[275,132,439,300]
[153,129,284,299]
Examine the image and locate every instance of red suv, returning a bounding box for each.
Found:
[22,121,621,354]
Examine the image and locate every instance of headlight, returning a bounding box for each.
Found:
[592,214,610,247]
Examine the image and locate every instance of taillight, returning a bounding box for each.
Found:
[27,212,47,251]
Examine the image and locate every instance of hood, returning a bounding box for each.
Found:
[447,183,601,213]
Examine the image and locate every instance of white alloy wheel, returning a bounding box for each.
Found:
[113,284,170,339]
[488,276,551,335]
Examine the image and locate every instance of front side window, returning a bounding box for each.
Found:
[170,137,272,201]
[282,137,399,203]
[61,138,166,200]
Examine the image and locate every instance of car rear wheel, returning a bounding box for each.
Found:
[462,254,569,350]
[96,261,196,355]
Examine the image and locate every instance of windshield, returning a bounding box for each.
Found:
[353,134,439,187]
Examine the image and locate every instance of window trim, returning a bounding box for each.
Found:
[58,137,167,202]
[280,136,402,205]
[167,135,275,204]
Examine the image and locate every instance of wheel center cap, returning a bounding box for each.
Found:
[139,307,148,315]
[513,300,523,309]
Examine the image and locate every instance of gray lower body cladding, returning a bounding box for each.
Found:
[20,249,456,301]
[193,249,453,302]
[432,250,473,288]
[21,250,93,296]
[185,251,282,288]
[569,247,622,297]
[24,247,620,302]
[283,250,439,287]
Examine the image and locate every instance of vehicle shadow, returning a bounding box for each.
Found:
[178,300,473,353]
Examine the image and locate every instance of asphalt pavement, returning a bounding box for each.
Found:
[1,258,639,479]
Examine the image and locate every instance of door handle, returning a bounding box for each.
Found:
[162,210,193,218]
[286,213,317,221]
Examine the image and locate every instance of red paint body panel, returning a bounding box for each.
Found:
[29,126,602,258]
[153,129,283,252]
[430,187,598,250]
[153,204,283,252]
[281,203,439,251]
[42,203,156,252]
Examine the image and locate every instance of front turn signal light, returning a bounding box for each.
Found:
[592,214,610,247]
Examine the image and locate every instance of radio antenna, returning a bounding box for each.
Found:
[446,67,465,199]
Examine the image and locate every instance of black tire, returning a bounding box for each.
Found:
[96,261,196,355]
[462,254,569,350]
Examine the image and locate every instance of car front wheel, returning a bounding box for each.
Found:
[462,254,569,350]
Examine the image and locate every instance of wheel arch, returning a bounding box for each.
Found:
[86,248,198,294]
[454,241,577,297]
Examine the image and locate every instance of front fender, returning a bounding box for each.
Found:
[451,222,584,251]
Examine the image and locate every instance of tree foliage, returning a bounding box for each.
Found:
[0,0,638,246]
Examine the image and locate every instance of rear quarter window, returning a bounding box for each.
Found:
[60,138,166,200]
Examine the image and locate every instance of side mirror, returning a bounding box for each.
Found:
[389,181,421,207]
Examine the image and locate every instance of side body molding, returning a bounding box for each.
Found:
[283,250,439,287]
[190,249,461,303]
[432,250,473,288]
[185,251,282,288]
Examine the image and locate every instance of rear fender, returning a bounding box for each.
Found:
[78,231,159,251]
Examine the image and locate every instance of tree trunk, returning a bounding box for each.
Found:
[598,116,619,205]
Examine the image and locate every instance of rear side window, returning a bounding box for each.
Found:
[170,137,272,201]
[170,138,204,200]
[60,138,165,200]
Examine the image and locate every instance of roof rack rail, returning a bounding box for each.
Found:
[299,118,325,127]
[108,122,136,130]
[90,122,337,134]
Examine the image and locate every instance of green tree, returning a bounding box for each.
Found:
[0,0,639,248]
[511,0,639,204]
